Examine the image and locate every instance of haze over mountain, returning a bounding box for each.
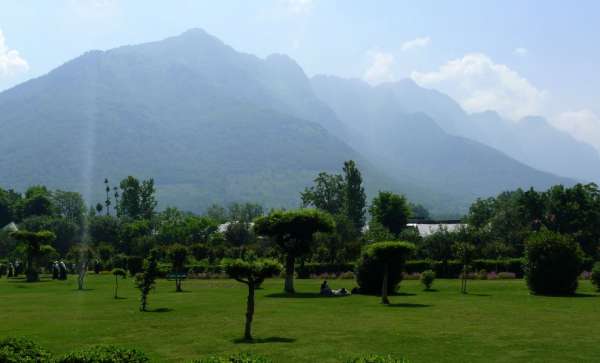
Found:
[0,29,580,216]
[343,78,600,182]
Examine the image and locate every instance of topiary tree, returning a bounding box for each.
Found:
[112,268,126,299]
[356,241,414,304]
[11,230,56,282]
[524,230,583,295]
[453,242,475,294]
[168,244,188,292]
[592,262,600,292]
[254,209,334,294]
[135,249,159,311]
[420,269,436,290]
[224,259,282,340]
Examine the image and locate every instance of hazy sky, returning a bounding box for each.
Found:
[1,0,599,149]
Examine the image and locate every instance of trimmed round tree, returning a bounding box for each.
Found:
[112,268,126,299]
[356,241,415,304]
[254,209,334,293]
[225,259,282,340]
[11,230,56,282]
[524,230,583,295]
[168,244,188,292]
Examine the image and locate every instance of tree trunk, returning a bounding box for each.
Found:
[381,263,390,304]
[244,281,255,340]
[78,264,86,290]
[284,254,295,294]
[114,275,118,299]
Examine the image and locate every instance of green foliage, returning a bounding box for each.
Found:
[112,268,126,277]
[255,209,334,293]
[301,172,345,215]
[11,230,56,282]
[127,256,144,276]
[135,250,160,311]
[591,262,600,291]
[56,345,149,363]
[345,355,409,363]
[420,270,435,290]
[168,244,188,272]
[369,192,410,236]
[524,230,583,295]
[342,160,367,232]
[355,241,415,295]
[254,209,335,256]
[193,352,272,363]
[0,337,52,363]
[118,176,157,220]
[224,259,282,283]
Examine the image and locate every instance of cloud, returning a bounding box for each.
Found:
[401,37,431,51]
[363,51,395,85]
[0,30,29,78]
[551,110,600,152]
[514,47,528,56]
[411,53,547,120]
[282,0,313,15]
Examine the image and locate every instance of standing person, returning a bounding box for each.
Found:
[59,260,68,280]
[52,261,59,279]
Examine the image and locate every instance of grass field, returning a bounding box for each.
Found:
[1,275,599,362]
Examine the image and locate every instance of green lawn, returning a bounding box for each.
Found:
[1,275,599,362]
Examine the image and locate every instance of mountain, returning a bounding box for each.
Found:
[0,29,442,213]
[359,78,600,182]
[310,75,574,206]
[0,29,578,216]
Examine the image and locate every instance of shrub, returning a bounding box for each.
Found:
[345,355,409,363]
[497,272,517,279]
[57,345,149,363]
[355,241,414,303]
[339,271,355,279]
[193,352,272,363]
[524,230,583,295]
[592,262,600,291]
[0,337,52,363]
[477,269,488,280]
[420,269,435,290]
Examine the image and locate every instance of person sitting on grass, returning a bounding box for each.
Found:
[320,280,333,295]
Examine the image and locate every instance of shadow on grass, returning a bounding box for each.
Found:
[423,289,439,292]
[146,307,173,313]
[393,292,417,296]
[265,292,334,299]
[387,303,430,308]
[465,293,491,297]
[533,292,598,298]
[113,296,127,300]
[233,336,296,344]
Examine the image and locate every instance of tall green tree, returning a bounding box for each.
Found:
[301,172,345,215]
[342,160,366,232]
[118,176,157,220]
[254,209,334,293]
[369,191,410,236]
